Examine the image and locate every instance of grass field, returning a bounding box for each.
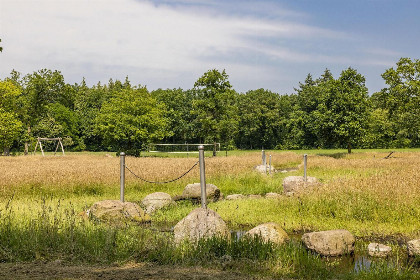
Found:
[0,149,419,279]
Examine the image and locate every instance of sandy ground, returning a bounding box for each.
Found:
[0,261,265,280]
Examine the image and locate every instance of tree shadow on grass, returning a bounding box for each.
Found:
[316,153,347,159]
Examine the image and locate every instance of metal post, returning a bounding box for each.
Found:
[262,150,266,166]
[198,145,207,209]
[269,155,272,175]
[303,154,307,182]
[120,152,125,202]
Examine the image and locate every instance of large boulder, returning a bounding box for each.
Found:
[407,239,420,257]
[173,208,229,244]
[89,200,150,224]
[142,192,175,214]
[301,229,355,256]
[283,176,319,195]
[254,164,276,174]
[182,183,221,202]
[226,194,246,200]
[246,222,289,245]
[368,243,392,257]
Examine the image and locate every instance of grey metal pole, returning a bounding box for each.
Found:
[262,150,266,166]
[269,155,272,175]
[303,154,307,182]
[198,145,207,209]
[120,152,125,202]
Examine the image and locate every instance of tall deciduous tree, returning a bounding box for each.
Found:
[192,69,238,153]
[313,68,370,153]
[236,89,283,149]
[371,57,420,147]
[95,86,170,154]
[0,80,22,154]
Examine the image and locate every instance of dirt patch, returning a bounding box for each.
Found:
[0,261,257,280]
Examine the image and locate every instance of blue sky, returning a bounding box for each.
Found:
[0,0,419,94]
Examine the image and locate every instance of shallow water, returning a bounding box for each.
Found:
[231,230,418,273]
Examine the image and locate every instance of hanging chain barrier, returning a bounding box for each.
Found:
[124,160,199,184]
[120,146,207,208]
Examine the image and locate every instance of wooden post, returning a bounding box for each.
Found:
[39,139,45,157]
[33,138,39,155]
[59,138,65,155]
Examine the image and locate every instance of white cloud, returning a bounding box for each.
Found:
[0,0,402,92]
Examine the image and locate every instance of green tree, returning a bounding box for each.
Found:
[236,89,283,149]
[95,86,170,154]
[371,57,420,147]
[192,69,239,153]
[313,68,370,153]
[0,38,3,52]
[0,80,23,154]
[21,69,74,153]
[151,88,196,143]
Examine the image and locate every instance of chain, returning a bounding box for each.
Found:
[125,161,199,184]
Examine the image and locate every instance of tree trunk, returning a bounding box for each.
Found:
[213,142,217,157]
[347,143,352,154]
[24,126,31,155]
[4,147,10,156]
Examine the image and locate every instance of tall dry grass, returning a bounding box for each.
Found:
[0,152,302,196]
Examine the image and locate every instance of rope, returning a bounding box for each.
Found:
[125,161,199,184]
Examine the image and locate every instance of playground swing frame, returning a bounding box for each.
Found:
[33,137,65,156]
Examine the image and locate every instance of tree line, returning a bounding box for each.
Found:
[0,57,419,155]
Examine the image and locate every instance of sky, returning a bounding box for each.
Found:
[0,0,419,94]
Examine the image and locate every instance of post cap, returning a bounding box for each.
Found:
[198,145,204,150]
[120,152,125,156]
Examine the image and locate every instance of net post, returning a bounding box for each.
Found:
[269,155,272,175]
[120,152,125,202]
[303,154,307,182]
[198,145,207,209]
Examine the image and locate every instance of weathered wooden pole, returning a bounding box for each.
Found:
[303,154,308,182]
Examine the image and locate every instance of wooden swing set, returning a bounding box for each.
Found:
[33,137,65,156]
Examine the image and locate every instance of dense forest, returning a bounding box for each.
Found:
[0,57,419,155]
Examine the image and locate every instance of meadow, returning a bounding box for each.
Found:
[0,149,419,279]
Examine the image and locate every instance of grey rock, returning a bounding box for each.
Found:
[254,164,276,174]
[302,229,355,256]
[283,176,319,195]
[246,222,289,245]
[142,192,175,214]
[182,183,221,202]
[407,239,420,257]
[368,243,392,257]
[225,194,246,200]
[89,200,150,224]
[173,208,229,244]
[248,194,262,199]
